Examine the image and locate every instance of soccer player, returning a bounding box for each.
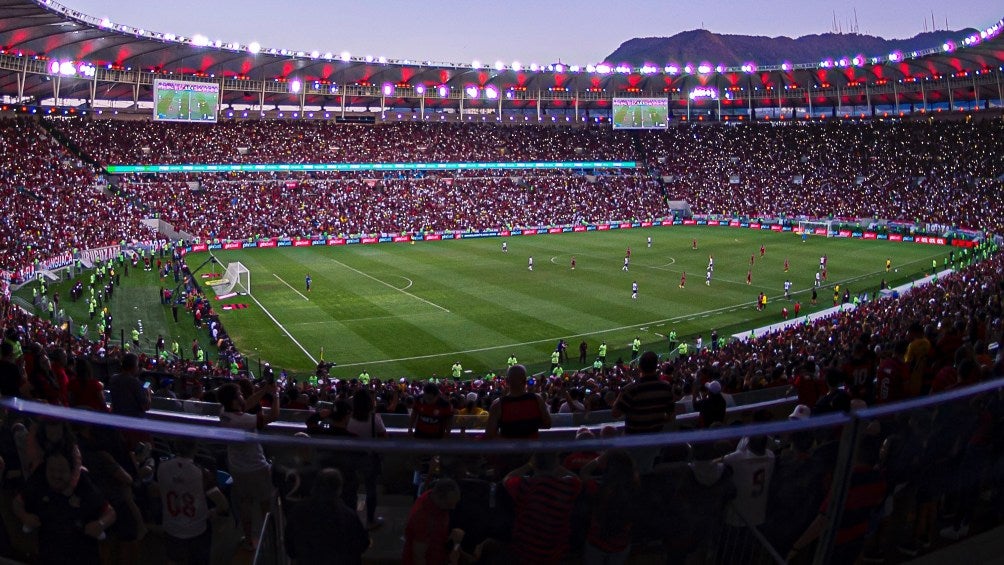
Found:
[814,271,821,287]
[502,241,508,253]
[692,238,698,250]
[811,288,817,305]
[821,267,827,281]
[625,247,631,259]
[528,256,533,271]
[885,258,891,272]
[631,281,638,299]
[783,257,789,272]
[706,269,712,286]
[679,272,686,289]
[760,293,767,311]
[708,255,714,271]
[647,236,652,248]
[819,255,826,270]
[784,279,792,300]
[794,301,801,317]
[760,244,766,258]
[622,256,630,272]
[507,354,518,367]
[782,306,789,320]
[305,273,312,292]
[746,269,752,285]
[570,256,576,270]
[750,254,755,266]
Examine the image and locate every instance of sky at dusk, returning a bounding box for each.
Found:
[61,0,1002,66]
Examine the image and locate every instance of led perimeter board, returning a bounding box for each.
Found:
[154,79,219,123]
[612,97,669,129]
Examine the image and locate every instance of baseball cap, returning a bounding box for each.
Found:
[705,380,722,394]
[789,404,811,420]
[575,427,595,440]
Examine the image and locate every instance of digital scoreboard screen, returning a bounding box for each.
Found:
[612,97,669,129]
[153,79,219,123]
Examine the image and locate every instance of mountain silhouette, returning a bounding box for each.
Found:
[604,29,978,67]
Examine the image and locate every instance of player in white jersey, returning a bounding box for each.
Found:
[647,236,652,248]
[157,440,229,564]
[622,256,630,271]
[706,269,712,286]
[528,256,533,271]
[502,241,508,253]
[631,281,638,299]
[815,271,822,287]
[784,279,792,300]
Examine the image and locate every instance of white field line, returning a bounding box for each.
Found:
[329,258,450,313]
[273,273,310,301]
[247,292,318,366]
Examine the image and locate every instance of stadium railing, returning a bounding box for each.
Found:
[3,377,1003,565]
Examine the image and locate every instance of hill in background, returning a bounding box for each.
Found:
[604,29,977,66]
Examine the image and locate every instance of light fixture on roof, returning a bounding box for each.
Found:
[289,79,301,93]
[311,50,319,58]
[472,60,481,69]
[438,85,449,98]
[495,61,505,71]
[382,83,394,96]
[340,51,351,61]
[484,85,498,99]
[248,42,261,54]
[192,35,210,47]
[512,61,522,71]
[465,85,479,98]
[415,84,426,95]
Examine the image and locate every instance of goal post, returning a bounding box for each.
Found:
[798,220,836,237]
[207,262,251,296]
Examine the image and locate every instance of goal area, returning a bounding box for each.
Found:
[798,220,836,237]
[208,262,251,296]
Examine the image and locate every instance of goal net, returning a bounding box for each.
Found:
[207,262,251,296]
[798,220,836,237]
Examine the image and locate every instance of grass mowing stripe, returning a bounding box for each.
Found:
[328,257,451,313]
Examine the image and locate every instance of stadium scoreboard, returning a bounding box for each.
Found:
[612,97,669,129]
[153,79,219,123]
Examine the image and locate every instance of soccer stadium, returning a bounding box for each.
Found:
[0,0,1003,563]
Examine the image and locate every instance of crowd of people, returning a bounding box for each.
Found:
[0,114,1003,563]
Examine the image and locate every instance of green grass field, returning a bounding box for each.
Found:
[16,227,952,380]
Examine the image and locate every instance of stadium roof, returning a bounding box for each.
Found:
[0,0,1003,111]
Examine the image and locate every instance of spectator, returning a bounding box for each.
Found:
[612,351,676,471]
[402,478,462,565]
[504,452,583,565]
[285,468,369,565]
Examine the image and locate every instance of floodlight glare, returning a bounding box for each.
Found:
[415,84,426,95]
[248,42,261,54]
[485,85,498,99]
[289,80,301,93]
[465,85,479,98]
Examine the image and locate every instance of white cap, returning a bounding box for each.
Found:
[789,404,811,420]
[705,380,722,394]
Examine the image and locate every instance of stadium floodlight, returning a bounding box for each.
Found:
[781,62,791,72]
[851,55,863,66]
[529,63,539,72]
[340,51,351,61]
[665,65,679,75]
[365,55,374,62]
[382,83,394,96]
[715,64,725,73]
[942,41,955,52]
[99,17,111,28]
[192,35,210,47]
[472,60,481,69]
[378,56,387,64]
[888,51,901,62]
[484,85,498,99]
[289,80,301,93]
[78,63,95,77]
[683,64,693,74]
[495,61,505,71]
[465,85,479,98]
[248,42,261,54]
[311,50,320,59]
[58,61,76,76]
[555,64,564,72]
[741,62,756,73]
[438,85,449,98]
[415,84,426,95]
[569,65,579,72]
[48,61,59,74]
[697,64,711,74]
[512,61,523,71]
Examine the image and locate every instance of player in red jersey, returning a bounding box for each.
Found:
[783,257,789,272]
[760,244,766,257]
[679,272,686,288]
[746,270,752,285]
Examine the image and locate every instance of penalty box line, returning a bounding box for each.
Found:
[272,273,310,301]
[329,258,451,313]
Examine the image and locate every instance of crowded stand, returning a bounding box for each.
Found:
[1,114,1004,563]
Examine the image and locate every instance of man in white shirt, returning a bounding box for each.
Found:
[157,439,229,565]
[218,381,279,550]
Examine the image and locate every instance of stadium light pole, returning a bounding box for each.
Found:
[947,78,954,111]
[865,83,872,117]
[996,71,1002,108]
[973,75,979,109]
[536,90,542,121]
[892,81,899,115]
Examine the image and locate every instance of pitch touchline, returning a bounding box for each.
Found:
[329,258,451,313]
[272,273,310,301]
[246,292,318,366]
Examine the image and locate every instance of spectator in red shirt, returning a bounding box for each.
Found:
[402,478,462,565]
[504,452,583,564]
[409,383,454,439]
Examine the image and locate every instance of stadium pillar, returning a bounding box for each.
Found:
[536,91,541,121]
[807,88,812,118]
[499,92,503,121]
[717,96,721,121]
[865,84,872,117]
[947,79,954,111]
[341,92,346,119]
[380,91,385,120]
[835,86,841,117]
[89,73,98,110]
[686,96,691,122]
[972,75,979,110]
[299,85,306,117]
[996,71,1003,107]
[892,81,899,115]
[259,80,266,115]
[420,94,425,120]
[920,80,927,112]
[52,75,61,108]
[132,82,139,108]
[459,92,464,119]
[574,95,579,122]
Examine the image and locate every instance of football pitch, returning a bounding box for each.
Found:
[190,227,948,379]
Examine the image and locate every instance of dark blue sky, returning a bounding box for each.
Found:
[63,0,1001,66]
